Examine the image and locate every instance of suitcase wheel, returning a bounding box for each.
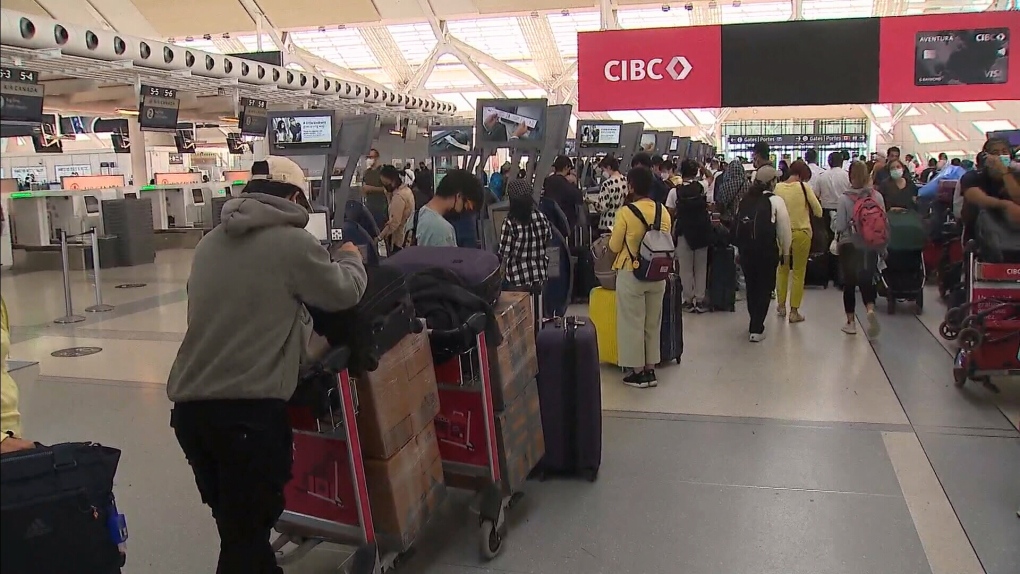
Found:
[583,468,598,483]
[675,356,682,364]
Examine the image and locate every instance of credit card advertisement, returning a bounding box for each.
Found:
[914,28,1009,86]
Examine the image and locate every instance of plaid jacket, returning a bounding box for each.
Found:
[715,159,750,219]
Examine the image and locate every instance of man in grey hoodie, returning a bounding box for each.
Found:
[167,157,367,574]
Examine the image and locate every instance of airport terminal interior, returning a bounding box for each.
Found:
[1,1,1019,573]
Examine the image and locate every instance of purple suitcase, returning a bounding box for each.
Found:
[659,273,684,364]
[534,316,602,481]
[383,246,502,305]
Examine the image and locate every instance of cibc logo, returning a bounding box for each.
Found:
[604,56,693,82]
[1006,267,1020,276]
[975,33,1007,42]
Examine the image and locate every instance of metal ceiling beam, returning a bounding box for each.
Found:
[405,45,444,94]
[859,104,893,140]
[600,0,620,30]
[77,0,160,38]
[290,45,389,90]
[359,25,414,86]
[790,0,804,20]
[448,39,544,90]
[446,44,506,99]
[517,14,565,86]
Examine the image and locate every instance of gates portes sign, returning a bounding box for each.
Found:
[0,67,45,124]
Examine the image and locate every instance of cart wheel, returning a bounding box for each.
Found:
[507,491,525,510]
[958,328,983,351]
[480,520,504,560]
[887,298,896,315]
[945,307,964,327]
[939,321,959,341]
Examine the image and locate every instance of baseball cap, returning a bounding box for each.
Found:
[754,165,779,184]
[248,156,308,194]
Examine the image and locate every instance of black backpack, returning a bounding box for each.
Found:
[732,193,778,256]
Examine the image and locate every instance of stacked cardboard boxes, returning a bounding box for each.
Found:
[445,291,545,494]
[354,330,445,550]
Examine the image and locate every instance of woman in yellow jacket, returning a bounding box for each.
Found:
[773,159,823,323]
[2,297,33,453]
[608,167,672,388]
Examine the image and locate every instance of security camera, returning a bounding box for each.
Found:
[684,3,694,11]
[662,4,671,12]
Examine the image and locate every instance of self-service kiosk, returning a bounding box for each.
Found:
[6,175,126,247]
[135,183,218,229]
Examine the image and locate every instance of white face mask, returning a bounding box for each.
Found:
[890,169,904,180]
[660,172,670,181]
[602,170,611,180]
[366,158,376,168]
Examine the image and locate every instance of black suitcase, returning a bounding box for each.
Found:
[383,246,502,306]
[805,252,831,288]
[1,443,124,574]
[707,245,737,312]
[309,265,419,373]
[534,317,602,481]
[572,247,599,303]
[660,273,684,364]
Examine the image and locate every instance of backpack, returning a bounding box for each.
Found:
[851,191,889,249]
[624,203,675,282]
[732,193,778,256]
[673,182,713,251]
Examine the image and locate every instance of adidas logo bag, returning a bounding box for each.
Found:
[625,203,675,282]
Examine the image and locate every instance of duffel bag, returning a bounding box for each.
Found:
[976,208,1020,263]
[1,442,124,574]
[383,246,502,306]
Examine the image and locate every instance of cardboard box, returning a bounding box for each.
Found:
[354,331,441,459]
[364,422,445,551]
[488,292,539,409]
[444,378,545,494]
[495,379,545,492]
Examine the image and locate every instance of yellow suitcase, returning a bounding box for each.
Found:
[588,287,618,365]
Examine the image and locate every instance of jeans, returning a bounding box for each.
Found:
[615,269,666,368]
[172,400,292,574]
[839,243,878,314]
[674,240,708,304]
[777,229,812,309]
[741,252,779,335]
[822,209,840,284]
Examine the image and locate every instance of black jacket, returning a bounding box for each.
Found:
[673,182,714,250]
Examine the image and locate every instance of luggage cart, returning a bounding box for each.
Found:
[941,248,1020,391]
[428,313,524,560]
[272,347,410,574]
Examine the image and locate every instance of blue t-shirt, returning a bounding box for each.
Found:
[407,205,457,247]
[490,173,505,199]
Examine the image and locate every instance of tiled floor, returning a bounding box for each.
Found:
[3,250,1017,574]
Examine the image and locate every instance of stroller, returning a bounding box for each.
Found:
[939,210,1020,391]
[877,209,927,314]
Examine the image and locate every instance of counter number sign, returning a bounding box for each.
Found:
[239,97,268,137]
[138,84,180,132]
[0,66,45,124]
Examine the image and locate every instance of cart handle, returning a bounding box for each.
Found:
[318,346,351,374]
[426,312,488,339]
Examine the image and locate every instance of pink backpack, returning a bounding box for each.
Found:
[851,191,888,248]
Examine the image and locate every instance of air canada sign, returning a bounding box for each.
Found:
[577,25,722,112]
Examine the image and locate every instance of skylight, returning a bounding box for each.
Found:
[972,120,1016,135]
[237,34,277,53]
[172,38,221,53]
[387,23,438,66]
[608,111,646,124]
[448,18,531,61]
[870,104,892,117]
[546,11,601,59]
[691,109,717,125]
[289,29,379,70]
[910,124,950,144]
[617,8,692,29]
[951,101,994,113]
[639,110,685,129]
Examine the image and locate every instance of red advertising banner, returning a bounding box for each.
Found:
[879,12,1020,105]
[577,25,722,112]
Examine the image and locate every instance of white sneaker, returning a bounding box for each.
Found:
[749,333,766,343]
[867,311,881,338]
[841,322,857,335]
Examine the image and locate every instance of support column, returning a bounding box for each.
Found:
[128,118,148,185]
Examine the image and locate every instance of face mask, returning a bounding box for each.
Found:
[602,170,611,179]
[660,172,670,181]
[366,158,376,168]
[937,160,946,169]
[890,169,903,180]
[1000,155,1012,169]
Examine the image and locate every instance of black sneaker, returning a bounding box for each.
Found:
[681,302,695,313]
[623,370,650,388]
[644,369,658,387]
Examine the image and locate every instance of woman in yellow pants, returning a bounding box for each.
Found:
[773,160,823,323]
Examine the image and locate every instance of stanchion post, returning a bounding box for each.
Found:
[85,228,114,313]
[53,229,85,324]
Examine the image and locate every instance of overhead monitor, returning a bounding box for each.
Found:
[676,137,692,159]
[576,120,624,150]
[475,98,548,149]
[564,138,577,156]
[267,111,334,154]
[123,192,137,199]
[138,85,180,131]
[305,211,330,244]
[83,195,100,214]
[639,131,658,153]
[111,132,131,153]
[669,136,680,153]
[174,131,196,154]
[429,125,473,156]
[191,188,205,205]
[60,115,88,135]
[226,133,250,155]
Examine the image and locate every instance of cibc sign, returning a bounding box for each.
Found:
[578,25,722,112]
[603,57,693,82]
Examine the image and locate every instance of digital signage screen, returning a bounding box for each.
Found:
[138,85,180,131]
[429,126,473,156]
[914,28,1009,87]
[268,112,334,154]
[238,97,268,137]
[475,98,548,149]
[639,131,658,153]
[0,67,44,124]
[576,120,623,149]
